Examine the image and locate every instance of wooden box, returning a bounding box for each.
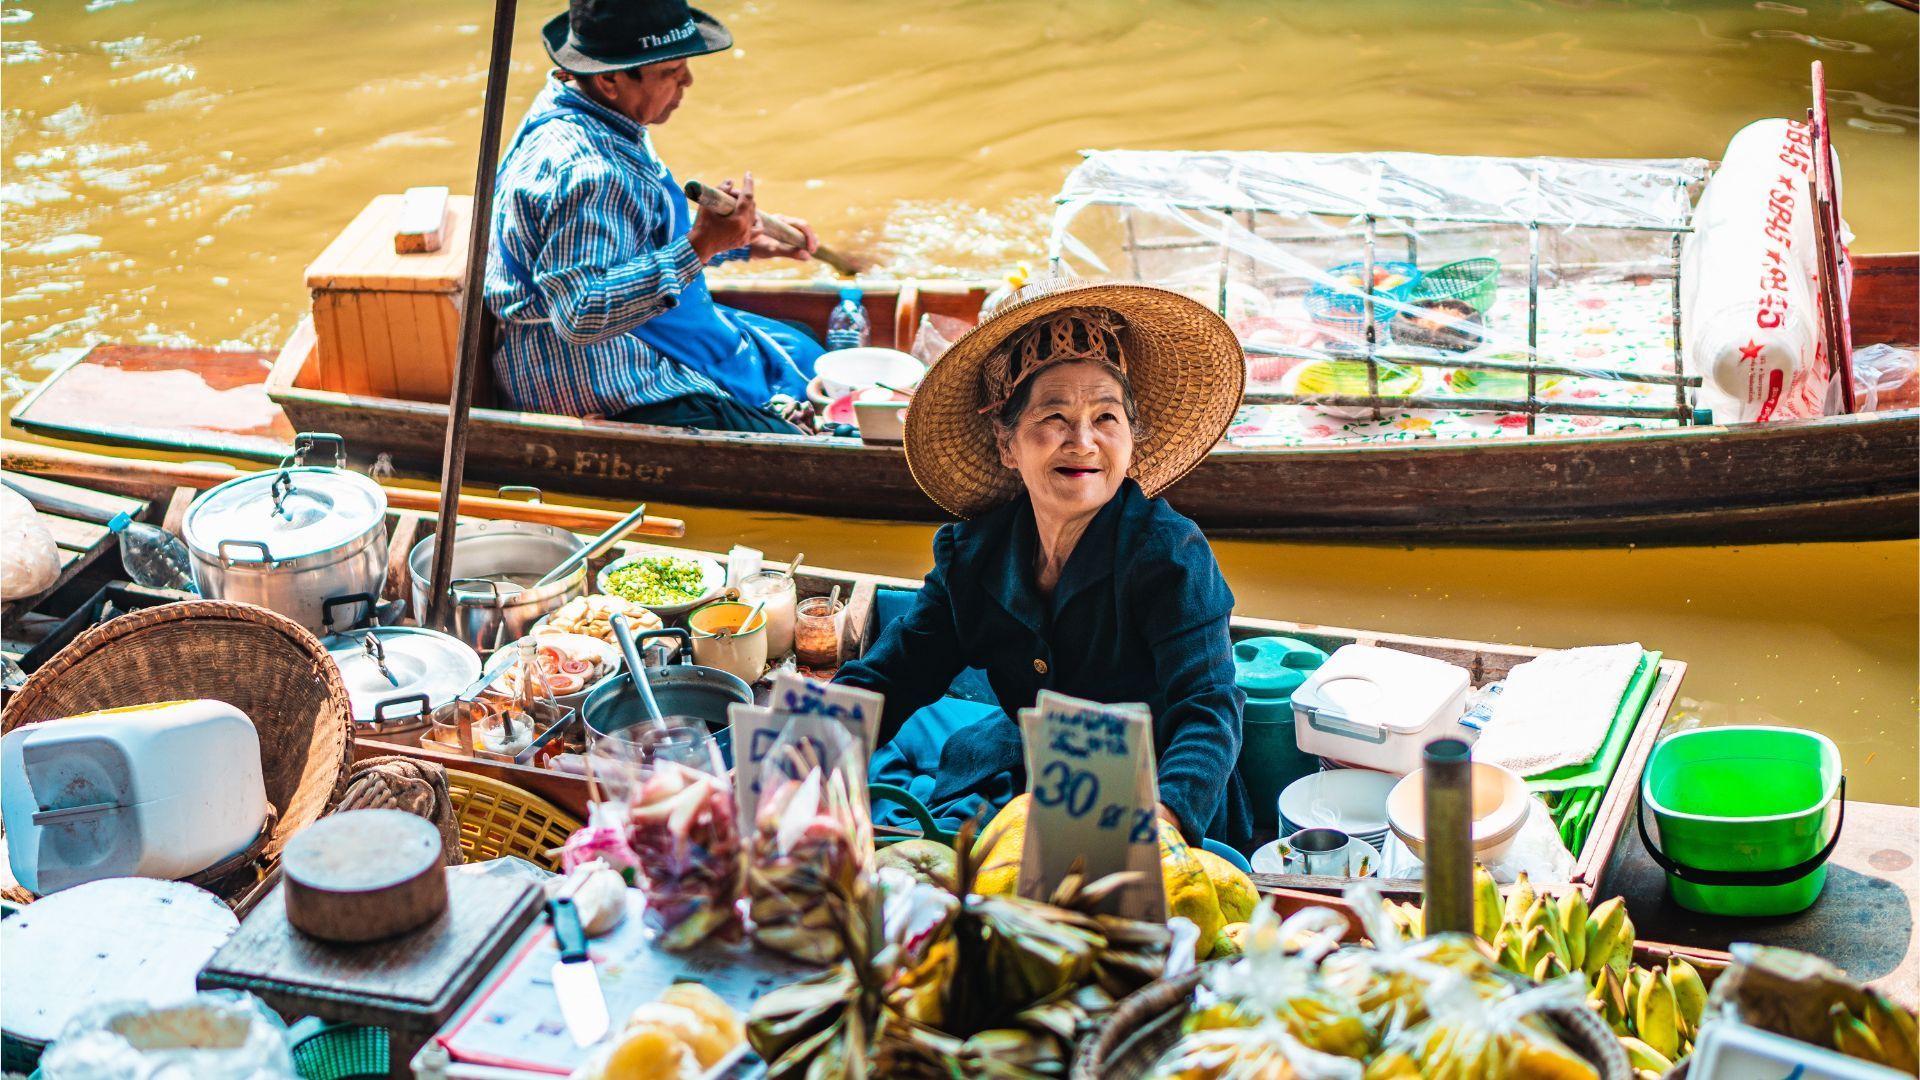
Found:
[305,194,473,403]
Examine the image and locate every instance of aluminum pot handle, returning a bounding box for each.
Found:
[217,539,274,566]
[450,577,507,607]
[292,432,347,468]
[496,485,543,504]
[322,592,379,633]
[372,692,432,724]
[634,627,693,667]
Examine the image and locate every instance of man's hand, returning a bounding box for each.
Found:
[746,213,817,262]
[688,173,757,262]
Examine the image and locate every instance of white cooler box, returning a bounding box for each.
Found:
[2,699,268,895]
[1292,645,1473,775]
[1689,1018,1913,1080]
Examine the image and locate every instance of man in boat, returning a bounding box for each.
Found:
[835,280,1254,849]
[485,0,824,434]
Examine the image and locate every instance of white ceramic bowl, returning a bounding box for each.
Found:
[595,548,728,618]
[815,348,925,399]
[1277,769,1399,839]
[1385,760,1530,861]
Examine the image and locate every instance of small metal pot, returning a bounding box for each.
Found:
[409,518,585,654]
[581,630,750,766]
[182,434,387,634]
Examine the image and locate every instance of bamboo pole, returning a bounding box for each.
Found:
[0,438,686,536]
[427,0,520,630]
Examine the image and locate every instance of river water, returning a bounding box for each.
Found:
[2,0,1915,800]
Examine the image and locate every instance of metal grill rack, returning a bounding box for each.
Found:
[1049,151,1713,433]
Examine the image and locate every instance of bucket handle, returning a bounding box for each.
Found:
[1637,775,1846,888]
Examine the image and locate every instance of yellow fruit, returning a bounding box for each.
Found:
[599,1024,700,1080]
[972,794,1031,897]
[1510,1038,1601,1080]
[1210,929,1244,959]
[973,795,1225,958]
[1194,849,1259,924]
[624,1003,733,1069]
[657,982,745,1051]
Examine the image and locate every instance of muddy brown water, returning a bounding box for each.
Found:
[3,0,1914,801]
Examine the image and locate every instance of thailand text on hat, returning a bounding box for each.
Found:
[543,0,733,76]
[904,279,1246,519]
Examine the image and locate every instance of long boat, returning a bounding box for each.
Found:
[10,255,1915,545]
[6,453,1914,1001]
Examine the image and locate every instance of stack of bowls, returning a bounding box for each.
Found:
[1277,769,1397,851]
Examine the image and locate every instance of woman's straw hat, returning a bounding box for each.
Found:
[904,278,1245,518]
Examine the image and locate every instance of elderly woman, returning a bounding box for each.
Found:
[836,280,1251,848]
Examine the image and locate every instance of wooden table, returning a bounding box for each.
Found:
[199,868,542,1078]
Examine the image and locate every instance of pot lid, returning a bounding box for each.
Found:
[1233,636,1329,701]
[323,626,480,724]
[185,467,386,563]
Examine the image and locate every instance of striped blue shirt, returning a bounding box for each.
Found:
[484,76,749,418]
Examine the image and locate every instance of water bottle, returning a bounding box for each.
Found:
[824,287,869,351]
[108,512,199,593]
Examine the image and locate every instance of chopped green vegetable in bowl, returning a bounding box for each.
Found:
[603,556,709,606]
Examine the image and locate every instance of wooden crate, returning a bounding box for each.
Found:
[305,194,473,403]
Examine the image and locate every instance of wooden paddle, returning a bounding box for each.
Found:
[0,438,686,537]
[683,179,870,277]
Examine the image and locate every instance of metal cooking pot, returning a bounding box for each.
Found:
[409,517,585,654]
[181,434,387,634]
[580,630,750,765]
[319,603,482,737]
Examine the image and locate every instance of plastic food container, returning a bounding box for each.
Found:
[1292,645,1472,775]
[1,701,268,894]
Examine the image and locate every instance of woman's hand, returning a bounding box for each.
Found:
[688,174,758,262]
[747,213,818,261]
[1156,802,1182,833]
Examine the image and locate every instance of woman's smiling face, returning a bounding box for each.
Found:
[996,361,1135,520]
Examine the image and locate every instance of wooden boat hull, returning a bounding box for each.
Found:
[12,258,1916,545]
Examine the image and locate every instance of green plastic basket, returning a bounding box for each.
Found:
[289,1021,387,1080]
[1411,257,1500,313]
[1639,726,1844,917]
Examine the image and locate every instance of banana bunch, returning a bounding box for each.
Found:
[1381,870,1712,1078]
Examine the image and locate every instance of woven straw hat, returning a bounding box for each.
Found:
[904,279,1245,518]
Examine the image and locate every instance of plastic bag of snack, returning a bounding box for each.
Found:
[745,713,874,963]
[1187,904,1374,1061]
[1362,975,1599,1080]
[590,723,743,951]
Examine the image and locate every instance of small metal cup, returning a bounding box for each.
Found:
[1284,827,1353,877]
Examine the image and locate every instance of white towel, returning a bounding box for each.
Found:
[1471,643,1643,777]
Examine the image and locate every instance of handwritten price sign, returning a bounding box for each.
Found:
[1016,690,1166,922]
[731,672,881,827]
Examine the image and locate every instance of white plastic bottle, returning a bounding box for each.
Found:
[824,287,869,351]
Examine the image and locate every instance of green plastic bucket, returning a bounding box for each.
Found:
[1233,636,1328,829]
[1639,726,1845,917]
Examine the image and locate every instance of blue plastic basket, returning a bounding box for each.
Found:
[1305,261,1423,336]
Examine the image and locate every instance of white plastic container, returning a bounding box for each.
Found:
[2,700,268,895]
[1688,1018,1910,1080]
[1291,645,1473,775]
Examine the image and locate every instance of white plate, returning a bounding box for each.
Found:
[1251,836,1380,879]
[595,548,728,617]
[481,632,623,709]
[1278,769,1398,838]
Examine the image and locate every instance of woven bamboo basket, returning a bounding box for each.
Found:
[1070,963,1632,1080]
[446,769,582,872]
[1,600,354,904]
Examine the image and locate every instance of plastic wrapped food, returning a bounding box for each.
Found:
[39,990,294,1080]
[589,725,743,951]
[1362,977,1598,1080]
[745,715,874,964]
[1,484,60,601]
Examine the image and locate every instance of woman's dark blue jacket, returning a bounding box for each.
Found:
[837,478,1252,847]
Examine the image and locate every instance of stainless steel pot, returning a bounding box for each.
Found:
[181,434,388,634]
[579,631,750,768]
[409,518,586,654]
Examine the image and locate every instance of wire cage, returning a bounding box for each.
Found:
[1048,150,1712,434]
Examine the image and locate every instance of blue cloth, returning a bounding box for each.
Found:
[869,697,1005,834]
[484,76,819,419]
[837,479,1252,848]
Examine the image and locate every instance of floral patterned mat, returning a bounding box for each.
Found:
[1225,280,1686,448]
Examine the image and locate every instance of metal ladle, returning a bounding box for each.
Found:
[610,612,668,733]
[532,502,651,589]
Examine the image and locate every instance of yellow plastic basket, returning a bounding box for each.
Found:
[446,770,583,873]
